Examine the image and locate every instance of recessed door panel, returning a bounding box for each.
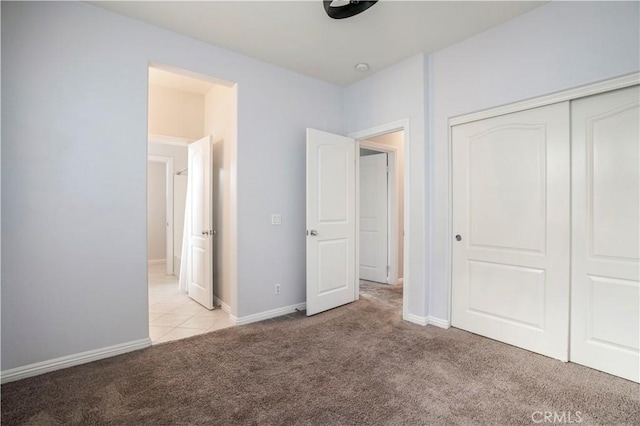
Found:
[590,105,640,260]
[359,232,377,268]
[190,246,206,292]
[469,125,546,253]
[190,150,204,237]
[468,261,545,330]
[318,239,349,294]
[318,145,348,223]
[587,276,639,351]
[452,102,570,361]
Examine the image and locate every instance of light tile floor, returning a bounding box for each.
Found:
[148,263,234,344]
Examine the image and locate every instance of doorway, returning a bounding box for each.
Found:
[146,65,237,343]
[305,122,410,320]
[358,131,404,315]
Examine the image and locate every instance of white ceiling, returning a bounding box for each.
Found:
[91,1,546,87]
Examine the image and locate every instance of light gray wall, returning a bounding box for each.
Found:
[428,1,640,321]
[343,54,429,319]
[1,1,342,371]
[235,68,343,317]
[147,162,166,261]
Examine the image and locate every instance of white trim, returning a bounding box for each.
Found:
[358,140,400,286]
[147,259,166,265]
[148,155,174,276]
[427,317,451,329]
[404,313,428,326]
[234,303,306,326]
[450,72,640,126]
[403,314,450,329]
[446,73,640,326]
[149,61,237,89]
[214,296,232,315]
[227,84,240,318]
[355,144,361,301]
[349,119,411,323]
[1,338,151,384]
[148,133,192,146]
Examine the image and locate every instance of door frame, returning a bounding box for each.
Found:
[349,119,410,321]
[447,72,640,323]
[358,141,399,286]
[148,155,174,275]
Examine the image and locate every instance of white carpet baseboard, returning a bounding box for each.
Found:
[214,297,233,316]
[403,313,451,329]
[403,313,429,326]
[234,303,306,326]
[427,316,451,329]
[1,338,151,384]
[147,259,166,265]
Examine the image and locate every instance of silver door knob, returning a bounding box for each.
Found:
[202,231,209,236]
[455,234,462,241]
[310,230,318,236]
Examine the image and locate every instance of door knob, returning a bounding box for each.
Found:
[310,230,318,236]
[202,231,209,236]
[455,234,462,241]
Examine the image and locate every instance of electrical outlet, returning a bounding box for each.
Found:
[275,283,282,295]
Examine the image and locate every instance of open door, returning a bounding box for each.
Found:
[187,136,214,310]
[359,152,389,283]
[306,128,356,316]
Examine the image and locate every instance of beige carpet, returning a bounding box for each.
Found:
[2,281,639,425]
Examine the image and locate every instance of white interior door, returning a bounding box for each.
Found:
[451,102,571,361]
[306,128,356,316]
[570,85,640,382]
[187,136,214,310]
[359,152,388,283]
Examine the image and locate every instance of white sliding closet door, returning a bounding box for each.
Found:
[570,85,640,383]
[451,102,571,361]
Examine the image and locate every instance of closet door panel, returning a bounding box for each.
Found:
[451,102,571,361]
[571,85,640,383]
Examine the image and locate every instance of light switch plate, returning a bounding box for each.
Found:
[271,214,282,225]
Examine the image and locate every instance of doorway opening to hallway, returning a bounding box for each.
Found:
[358,130,405,316]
